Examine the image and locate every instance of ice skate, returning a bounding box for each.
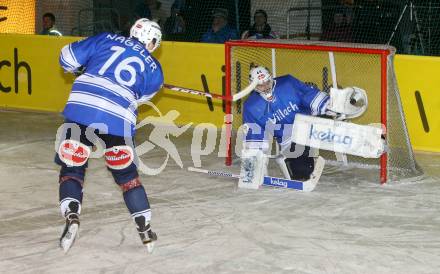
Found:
[59,202,80,253]
[135,216,157,253]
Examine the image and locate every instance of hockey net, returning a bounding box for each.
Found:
[224,40,422,184]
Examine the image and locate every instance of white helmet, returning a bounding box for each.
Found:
[130,18,162,53]
[249,66,274,101]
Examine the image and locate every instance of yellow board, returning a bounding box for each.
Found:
[0,1,35,34]
[141,41,225,126]
[0,34,78,112]
[395,55,440,152]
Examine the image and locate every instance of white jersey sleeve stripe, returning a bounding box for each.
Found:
[310,92,327,116]
[68,44,80,66]
[317,96,329,115]
[61,45,81,69]
[60,54,76,71]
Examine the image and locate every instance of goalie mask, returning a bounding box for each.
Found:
[249,66,274,101]
[130,18,162,53]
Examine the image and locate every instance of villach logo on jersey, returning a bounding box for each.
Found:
[268,101,299,124]
[308,124,353,146]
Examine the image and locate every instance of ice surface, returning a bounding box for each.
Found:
[0,110,439,274]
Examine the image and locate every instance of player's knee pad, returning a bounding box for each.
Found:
[57,139,91,167]
[104,145,134,170]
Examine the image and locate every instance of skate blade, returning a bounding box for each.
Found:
[145,241,155,253]
[61,223,79,253]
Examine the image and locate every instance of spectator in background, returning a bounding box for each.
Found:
[241,9,278,39]
[40,12,62,36]
[134,0,152,20]
[171,0,186,12]
[321,0,354,42]
[164,2,186,40]
[201,8,238,44]
[148,0,167,27]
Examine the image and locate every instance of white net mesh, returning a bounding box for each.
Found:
[225,39,422,183]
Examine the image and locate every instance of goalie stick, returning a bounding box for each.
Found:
[187,163,323,192]
[163,80,258,102]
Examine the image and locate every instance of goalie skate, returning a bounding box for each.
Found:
[60,212,80,253]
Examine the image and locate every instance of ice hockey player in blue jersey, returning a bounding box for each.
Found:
[242,66,366,184]
[56,18,163,253]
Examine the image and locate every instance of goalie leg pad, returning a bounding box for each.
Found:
[238,149,268,189]
[302,156,325,192]
[285,155,314,181]
[269,156,325,192]
[276,155,315,181]
[278,143,314,181]
[275,155,291,179]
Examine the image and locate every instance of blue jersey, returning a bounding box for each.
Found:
[243,75,329,148]
[59,32,164,137]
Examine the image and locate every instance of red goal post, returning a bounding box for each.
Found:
[224,40,422,184]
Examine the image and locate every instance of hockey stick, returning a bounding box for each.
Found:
[163,84,233,101]
[232,79,258,101]
[187,166,322,192]
[163,80,258,102]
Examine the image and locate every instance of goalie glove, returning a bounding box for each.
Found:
[326,87,368,119]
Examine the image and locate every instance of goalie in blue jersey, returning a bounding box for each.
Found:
[240,66,369,188]
[55,18,163,253]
